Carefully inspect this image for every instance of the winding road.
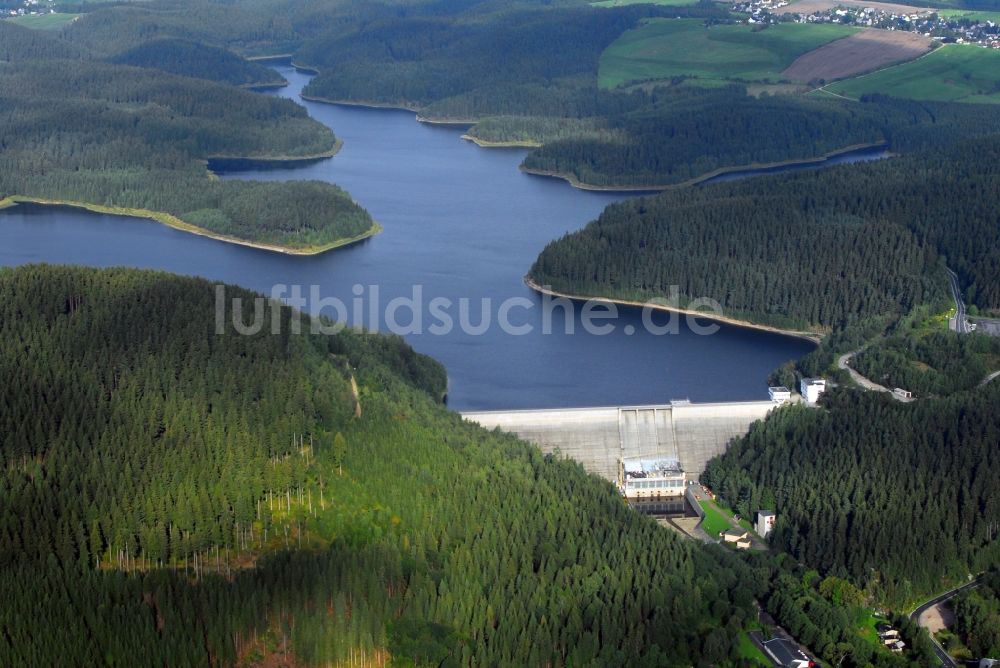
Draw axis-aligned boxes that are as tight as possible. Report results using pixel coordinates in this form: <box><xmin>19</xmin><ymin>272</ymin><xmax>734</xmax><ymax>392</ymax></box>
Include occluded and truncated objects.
<box><xmin>910</xmin><ymin>577</ymin><xmax>984</xmax><ymax>668</ymax></box>
<box><xmin>946</xmin><ymin>267</ymin><xmax>971</xmax><ymax>334</ymax></box>
<box><xmin>837</xmin><ymin>347</ymin><xmax>914</xmax><ymax>401</ymax></box>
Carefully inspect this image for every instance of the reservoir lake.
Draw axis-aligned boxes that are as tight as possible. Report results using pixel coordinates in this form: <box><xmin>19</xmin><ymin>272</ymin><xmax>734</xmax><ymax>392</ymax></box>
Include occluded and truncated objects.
<box><xmin>0</xmin><ymin>64</ymin><xmax>823</xmax><ymax>410</ymax></box>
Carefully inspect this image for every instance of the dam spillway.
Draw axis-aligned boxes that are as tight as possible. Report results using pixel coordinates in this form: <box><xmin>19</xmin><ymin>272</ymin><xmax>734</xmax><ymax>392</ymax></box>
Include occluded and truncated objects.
<box><xmin>461</xmin><ymin>400</ymin><xmax>778</xmax><ymax>481</ymax></box>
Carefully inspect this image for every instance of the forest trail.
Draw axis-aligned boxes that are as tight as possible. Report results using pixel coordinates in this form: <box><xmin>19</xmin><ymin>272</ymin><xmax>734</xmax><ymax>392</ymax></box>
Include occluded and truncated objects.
<box><xmin>837</xmin><ymin>347</ymin><xmax>915</xmax><ymax>402</ymax></box>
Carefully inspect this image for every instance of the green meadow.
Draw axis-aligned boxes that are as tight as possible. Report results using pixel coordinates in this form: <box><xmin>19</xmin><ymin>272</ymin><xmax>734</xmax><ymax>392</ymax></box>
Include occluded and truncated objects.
<box><xmin>827</xmin><ymin>45</ymin><xmax>1000</xmax><ymax>104</ymax></box>
<box><xmin>599</xmin><ymin>18</ymin><xmax>857</xmax><ymax>88</ymax></box>
<box><xmin>698</xmin><ymin>500</ymin><xmax>734</xmax><ymax>537</ymax></box>
<box><xmin>5</xmin><ymin>13</ymin><xmax>78</xmax><ymax>30</ymax></box>
<box><xmin>937</xmin><ymin>9</ymin><xmax>1000</xmax><ymax>22</ymax></box>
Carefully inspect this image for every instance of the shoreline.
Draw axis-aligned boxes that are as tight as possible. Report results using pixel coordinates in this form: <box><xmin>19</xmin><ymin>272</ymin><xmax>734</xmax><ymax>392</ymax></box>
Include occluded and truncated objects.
<box><xmin>415</xmin><ymin>115</ymin><xmax>477</xmax><ymax>127</ymax></box>
<box><xmin>298</xmin><ymin>90</ymin><xmax>477</xmax><ymax>126</ymax></box>
<box><xmin>242</xmin><ymin>81</ymin><xmax>289</xmax><ymax>91</ymax></box>
<box><xmin>524</xmin><ymin>277</ymin><xmax>824</xmax><ymax>344</ymax></box>
<box><xmin>299</xmin><ymin>92</ymin><xmax>422</xmax><ymax>113</ymax></box>
<box><xmin>206</xmin><ymin>138</ymin><xmax>343</xmax><ymax>165</ymax></box>
<box><xmin>0</xmin><ymin>196</ymin><xmax>382</xmax><ymax>256</ymax></box>
<box><xmin>208</xmin><ymin>140</ymin><xmax>343</xmax><ymax>163</ymax></box>
<box><xmin>246</xmin><ymin>53</ymin><xmax>295</xmax><ymax>62</ymax></box>
<box><xmin>461</xmin><ymin>134</ymin><xmax>542</xmax><ymax>149</ymax></box>
<box><xmin>520</xmin><ymin>141</ymin><xmax>890</xmax><ymax>192</ymax></box>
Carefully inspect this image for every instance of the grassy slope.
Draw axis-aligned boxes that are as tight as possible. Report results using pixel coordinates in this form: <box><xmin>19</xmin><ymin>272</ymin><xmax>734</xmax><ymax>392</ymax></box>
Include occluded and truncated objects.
<box><xmin>938</xmin><ymin>8</ymin><xmax>1000</xmax><ymax>21</ymax></box>
<box><xmin>699</xmin><ymin>500</ymin><xmax>734</xmax><ymax>536</ymax></box>
<box><xmin>827</xmin><ymin>44</ymin><xmax>1000</xmax><ymax>103</ymax></box>
<box><xmin>599</xmin><ymin>19</ymin><xmax>857</xmax><ymax>88</ymax></box>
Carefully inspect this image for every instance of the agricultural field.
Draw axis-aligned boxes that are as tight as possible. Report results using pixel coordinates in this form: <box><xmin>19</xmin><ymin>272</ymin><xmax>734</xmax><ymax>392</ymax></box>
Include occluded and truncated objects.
<box><xmin>937</xmin><ymin>8</ymin><xmax>1000</xmax><ymax>22</ymax></box>
<box><xmin>4</xmin><ymin>13</ymin><xmax>78</xmax><ymax>30</ymax></box>
<box><xmin>826</xmin><ymin>44</ymin><xmax>1000</xmax><ymax>103</ymax></box>
<box><xmin>782</xmin><ymin>0</ymin><xmax>934</xmax><ymax>14</ymax></box>
<box><xmin>781</xmin><ymin>29</ymin><xmax>932</xmax><ymax>83</ymax></box>
<box><xmin>592</xmin><ymin>0</ymin><xmax>704</xmax><ymax>6</ymax></box>
<box><xmin>599</xmin><ymin>18</ymin><xmax>858</xmax><ymax>88</ymax></box>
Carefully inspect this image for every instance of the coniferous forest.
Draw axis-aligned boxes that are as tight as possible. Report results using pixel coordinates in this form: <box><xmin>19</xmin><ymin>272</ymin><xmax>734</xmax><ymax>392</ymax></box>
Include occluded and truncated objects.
<box><xmin>530</xmin><ymin>133</ymin><xmax>1000</xmax><ymax>329</ymax></box>
<box><xmin>702</xmin><ymin>388</ymin><xmax>1000</xmax><ymax>606</ymax></box>
<box><xmin>0</xmin><ymin>265</ymin><xmax>760</xmax><ymax>666</ymax></box>
<box><xmin>1</xmin><ymin>0</ymin><xmax>999</xmax><ymax>664</ymax></box>
<box><xmin>0</xmin><ymin>22</ymin><xmax>373</xmax><ymax>251</ymax></box>
<box><xmin>951</xmin><ymin>572</ymin><xmax>1000</xmax><ymax>659</ymax></box>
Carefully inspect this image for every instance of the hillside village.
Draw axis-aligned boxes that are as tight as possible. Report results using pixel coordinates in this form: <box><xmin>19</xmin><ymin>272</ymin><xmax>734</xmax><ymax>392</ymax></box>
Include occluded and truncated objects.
<box><xmin>733</xmin><ymin>0</ymin><xmax>1000</xmax><ymax>48</ymax></box>
<box><xmin>3</xmin><ymin>0</ymin><xmax>52</xmax><ymax>18</ymax></box>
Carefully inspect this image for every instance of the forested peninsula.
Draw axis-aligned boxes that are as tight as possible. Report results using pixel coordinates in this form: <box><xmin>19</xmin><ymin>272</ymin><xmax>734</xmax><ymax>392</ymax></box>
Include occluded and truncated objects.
<box><xmin>0</xmin><ymin>22</ymin><xmax>376</xmax><ymax>253</ymax></box>
<box><xmin>529</xmin><ymin>133</ymin><xmax>1000</xmax><ymax>333</ymax></box>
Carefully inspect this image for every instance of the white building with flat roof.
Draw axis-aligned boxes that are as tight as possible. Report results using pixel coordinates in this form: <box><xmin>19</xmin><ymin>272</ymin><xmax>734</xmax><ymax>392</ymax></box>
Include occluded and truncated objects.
<box><xmin>757</xmin><ymin>510</ymin><xmax>776</xmax><ymax>538</ymax></box>
<box><xmin>619</xmin><ymin>458</ymin><xmax>686</xmax><ymax>499</ymax></box>
<box><xmin>800</xmin><ymin>378</ymin><xmax>826</xmax><ymax>404</ymax></box>
<box><xmin>768</xmin><ymin>386</ymin><xmax>791</xmax><ymax>404</ymax></box>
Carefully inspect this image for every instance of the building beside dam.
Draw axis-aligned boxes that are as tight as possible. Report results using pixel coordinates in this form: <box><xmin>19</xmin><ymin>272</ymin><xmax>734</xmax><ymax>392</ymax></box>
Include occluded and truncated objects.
<box><xmin>461</xmin><ymin>399</ymin><xmax>779</xmax><ymax>482</ymax></box>
<box><xmin>620</xmin><ymin>457</ymin><xmax>687</xmax><ymax>499</ymax></box>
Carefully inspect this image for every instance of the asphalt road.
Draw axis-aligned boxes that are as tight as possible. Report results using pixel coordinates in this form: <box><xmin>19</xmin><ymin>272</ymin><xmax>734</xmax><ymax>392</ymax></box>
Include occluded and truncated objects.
<box><xmin>910</xmin><ymin>577</ymin><xmax>984</xmax><ymax>668</ymax></box>
<box><xmin>946</xmin><ymin>268</ymin><xmax>971</xmax><ymax>334</ymax></box>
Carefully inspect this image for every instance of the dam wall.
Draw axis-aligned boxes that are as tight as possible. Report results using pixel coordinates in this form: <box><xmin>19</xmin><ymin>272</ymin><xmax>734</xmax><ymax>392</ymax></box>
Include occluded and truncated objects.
<box><xmin>462</xmin><ymin>401</ymin><xmax>777</xmax><ymax>482</ymax></box>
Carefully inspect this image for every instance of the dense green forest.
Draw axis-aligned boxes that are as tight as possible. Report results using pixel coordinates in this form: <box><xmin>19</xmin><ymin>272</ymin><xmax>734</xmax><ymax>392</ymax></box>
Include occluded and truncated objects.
<box><xmin>759</xmin><ymin>568</ymin><xmax>936</xmax><ymax>666</ymax></box>
<box><xmin>60</xmin><ymin>0</ymin><xmax>1000</xmax><ymax>194</ymax></box>
<box><xmin>0</xmin><ymin>22</ymin><xmax>375</xmax><ymax>250</ymax></box>
<box><xmin>702</xmin><ymin>387</ymin><xmax>1000</xmax><ymax>606</ymax></box>
<box><xmin>530</xmin><ymin>133</ymin><xmax>1000</xmax><ymax>330</ymax></box>
<box><xmin>852</xmin><ymin>331</ymin><xmax>1000</xmax><ymax>397</ymax></box>
<box><xmin>109</xmin><ymin>38</ymin><xmax>286</xmax><ymax>88</ymax></box>
<box><xmin>3</xmin><ymin>1</ymin><xmax>998</xmax><ymax>662</ymax></box>
<box><xmin>0</xmin><ymin>265</ymin><xmax>764</xmax><ymax>666</ymax></box>
<box><xmin>296</xmin><ymin>5</ymin><xmax>722</xmax><ymax>114</ymax></box>
<box><xmin>520</xmin><ymin>92</ymin><xmax>1000</xmax><ymax>187</ymax></box>
<box><xmin>951</xmin><ymin>572</ymin><xmax>1000</xmax><ymax>659</ymax></box>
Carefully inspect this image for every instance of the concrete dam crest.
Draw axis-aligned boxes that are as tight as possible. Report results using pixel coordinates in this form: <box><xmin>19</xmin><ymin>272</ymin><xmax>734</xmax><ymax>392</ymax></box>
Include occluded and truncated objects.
<box><xmin>461</xmin><ymin>400</ymin><xmax>778</xmax><ymax>482</ymax></box>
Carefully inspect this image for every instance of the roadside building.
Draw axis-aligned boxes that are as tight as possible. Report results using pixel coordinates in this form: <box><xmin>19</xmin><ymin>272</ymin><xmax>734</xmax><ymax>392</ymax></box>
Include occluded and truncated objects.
<box><xmin>876</xmin><ymin>624</ymin><xmax>905</xmax><ymax>652</ymax></box>
<box><xmin>723</xmin><ymin>527</ymin><xmax>748</xmax><ymax>542</ymax></box>
<box><xmin>762</xmin><ymin>637</ymin><xmax>812</xmax><ymax>667</ymax></box>
<box><xmin>757</xmin><ymin>510</ymin><xmax>776</xmax><ymax>538</ymax></box>
<box><xmin>800</xmin><ymin>377</ymin><xmax>826</xmax><ymax>404</ymax></box>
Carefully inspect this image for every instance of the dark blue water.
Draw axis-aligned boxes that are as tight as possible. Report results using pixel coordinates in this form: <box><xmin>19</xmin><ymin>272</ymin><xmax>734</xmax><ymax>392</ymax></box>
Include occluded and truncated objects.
<box><xmin>700</xmin><ymin>144</ymin><xmax>890</xmax><ymax>185</ymax></box>
<box><xmin>0</xmin><ymin>65</ymin><xmax>815</xmax><ymax>410</ymax></box>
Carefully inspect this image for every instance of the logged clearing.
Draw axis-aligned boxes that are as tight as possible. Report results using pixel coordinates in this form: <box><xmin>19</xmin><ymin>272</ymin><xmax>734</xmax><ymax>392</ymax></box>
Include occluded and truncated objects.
<box><xmin>782</xmin><ymin>29</ymin><xmax>933</xmax><ymax>82</ymax></box>
<box><xmin>917</xmin><ymin>602</ymin><xmax>954</xmax><ymax>635</ymax></box>
<box><xmin>782</xmin><ymin>0</ymin><xmax>935</xmax><ymax>14</ymax></box>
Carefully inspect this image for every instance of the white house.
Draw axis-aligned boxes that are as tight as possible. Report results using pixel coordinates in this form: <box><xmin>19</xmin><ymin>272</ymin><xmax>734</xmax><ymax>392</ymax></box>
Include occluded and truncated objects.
<box><xmin>757</xmin><ymin>510</ymin><xmax>776</xmax><ymax>538</ymax></box>
<box><xmin>800</xmin><ymin>378</ymin><xmax>826</xmax><ymax>404</ymax></box>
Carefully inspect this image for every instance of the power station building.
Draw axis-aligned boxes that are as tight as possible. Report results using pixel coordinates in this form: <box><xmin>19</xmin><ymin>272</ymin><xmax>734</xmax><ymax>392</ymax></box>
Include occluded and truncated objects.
<box><xmin>618</xmin><ymin>457</ymin><xmax>686</xmax><ymax>499</ymax></box>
